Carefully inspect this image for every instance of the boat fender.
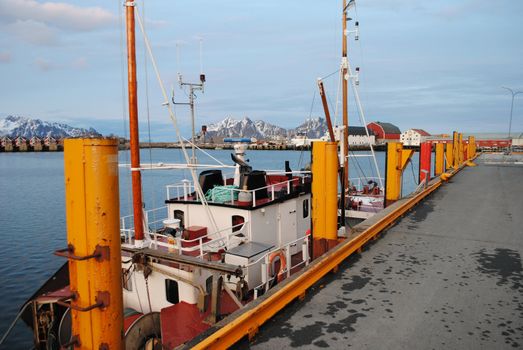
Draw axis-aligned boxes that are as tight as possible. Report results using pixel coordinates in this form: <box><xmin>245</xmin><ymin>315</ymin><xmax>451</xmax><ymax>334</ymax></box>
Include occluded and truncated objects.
<box><xmin>269</xmin><ymin>250</ymin><xmax>287</xmax><ymax>283</ymax></box>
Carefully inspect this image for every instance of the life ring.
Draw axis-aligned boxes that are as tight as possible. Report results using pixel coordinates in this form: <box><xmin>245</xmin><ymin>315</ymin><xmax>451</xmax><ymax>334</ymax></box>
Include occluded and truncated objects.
<box><xmin>269</xmin><ymin>250</ymin><xmax>287</xmax><ymax>283</ymax></box>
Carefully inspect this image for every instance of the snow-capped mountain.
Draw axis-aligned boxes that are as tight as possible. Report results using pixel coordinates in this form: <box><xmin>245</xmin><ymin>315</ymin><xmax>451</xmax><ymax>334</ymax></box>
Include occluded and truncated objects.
<box><xmin>289</xmin><ymin>118</ymin><xmax>328</xmax><ymax>139</ymax></box>
<box><xmin>0</xmin><ymin>116</ymin><xmax>101</xmax><ymax>138</ymax></box>
<box><xmin>200</xmin><ymin>116</ymin><xmax>326</xmax><ymax>141</ymax></box>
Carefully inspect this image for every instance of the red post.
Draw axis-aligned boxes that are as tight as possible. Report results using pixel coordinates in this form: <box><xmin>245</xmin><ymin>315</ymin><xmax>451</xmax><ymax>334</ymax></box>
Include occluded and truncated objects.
<box><xmin>419</xmin><ymin>142</ymin><xmax>432</xmax><ymax>185</ymax></box>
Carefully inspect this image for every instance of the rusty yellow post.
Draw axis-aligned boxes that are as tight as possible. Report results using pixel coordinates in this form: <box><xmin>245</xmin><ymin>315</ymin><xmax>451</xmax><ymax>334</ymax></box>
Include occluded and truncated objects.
<box><xmin>324</xmin><ymin>142</ymin><xmax>338</xmax><ymax>242</ymax></box>
<box><xmin>452</xmin><ymin>131</ymin><xmax>459</xmax><ymax>169</ymax></box>
<box><xmin>64</xmin><ymin>138</ymin><xmax>123</xmax><ymax>350</ymax></box>
<box><xmin>468</xmin><ymin>136</ymin><xmax>476</xmax><ymax>159</ymax></box>
<box><xmin>445</xmin><ymin>142</ymin><xmax>453</xmax><ymax>171</ymax></box>
<box><xmin>458</xmin><ymin>133</ymin><xmax>464</xmax><ymax>165</ymax></box>
<box><xmin>385</xmin><ymin>142</ymin><xmax>414</xmax><ymax>206</ymax></box>
<box><xmin>311</xmin><ymin>141</ymin><xmax>327</xmax><ymax>240</ymax></box>
<box><xmin>434</xmin><ymin>143</ymin><xmax>444</xmax><ymax>176</ymax></box>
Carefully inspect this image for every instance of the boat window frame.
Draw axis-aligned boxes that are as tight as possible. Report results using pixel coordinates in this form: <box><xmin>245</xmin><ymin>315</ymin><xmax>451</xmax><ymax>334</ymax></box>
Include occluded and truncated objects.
<box><xmin>302</xmin><ymin>199</ymin><xmax>309</xmax><ymax>218</ymax></box>
<box><xmin>165</xmin><ymin>279</ymin><xmax>180</xmax><ymax>304</ymax></box>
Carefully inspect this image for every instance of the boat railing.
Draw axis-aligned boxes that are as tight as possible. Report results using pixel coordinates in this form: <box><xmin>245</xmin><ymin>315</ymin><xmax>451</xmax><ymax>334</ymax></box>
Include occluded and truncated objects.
<box><xmin>348</xmin><ymin>177</ymin><xmax>384</xmax><ymax>192</ymax></box>
<box><xmin>166</xmin><ymin>180</ymin><xmax>199</xmax><ymax>201</ymax></box>
<box><xmin>143</xmin><ymin>206</ymin><xmax>168</xmax><ymax>232</ymax></box>
<box><xmin>245</xmin><ymin>233</ymin><xmax>311</xmax><ymax>299</ymax></box>
<box><xmin>166</xmin><ymin>175</ymin><xmax>309</xmax><ymax>208</ymax></box>
<box><xmin>120</xmin><ymin>206</ymin><xmax>169</xmax><ymax>244</ymax></box>
<box><xmin>151</xmin><ymin>221</ymin><xmax>250</xmax><ymax>258</ymax></box>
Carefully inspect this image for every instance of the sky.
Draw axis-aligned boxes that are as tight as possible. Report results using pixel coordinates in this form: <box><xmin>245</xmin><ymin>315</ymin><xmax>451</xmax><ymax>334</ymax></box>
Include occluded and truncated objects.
<box><xmin>0</xmin><ymin>0</ymin><xmax>522</xmax><ymax>141</ymax></box>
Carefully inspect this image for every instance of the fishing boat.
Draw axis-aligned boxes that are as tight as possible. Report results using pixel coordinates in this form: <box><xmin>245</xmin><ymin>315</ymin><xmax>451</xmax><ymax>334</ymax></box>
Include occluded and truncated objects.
<box><xmin>0</xmin><ymin>1</ymin><xmax>380</xmax><ymax>349</ymax></box>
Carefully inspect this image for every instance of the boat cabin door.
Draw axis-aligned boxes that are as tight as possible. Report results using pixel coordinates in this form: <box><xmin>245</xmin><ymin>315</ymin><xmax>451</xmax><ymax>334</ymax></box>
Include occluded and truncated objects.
<box><xmin>279</xmin><ymin>200</ymin><xmax>298</xmax><ymax>254</ymax></box>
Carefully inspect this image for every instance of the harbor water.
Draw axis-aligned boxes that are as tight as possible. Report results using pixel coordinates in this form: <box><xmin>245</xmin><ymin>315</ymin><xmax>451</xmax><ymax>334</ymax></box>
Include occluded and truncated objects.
<box><xmin>0</xmin><ymin>148</ymin><xmax>423</xmax><ymax>348</ymax></box>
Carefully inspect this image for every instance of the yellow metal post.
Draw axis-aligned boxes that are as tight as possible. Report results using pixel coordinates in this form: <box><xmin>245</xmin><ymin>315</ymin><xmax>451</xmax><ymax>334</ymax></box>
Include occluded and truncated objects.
<box><xmin>458</xmin><ymin>133</ymin><xmax>464</xmax><ymax>165</ymax></box>
<box><xmin>434</xmin><ymin>143</ymin><xmax>445</xmax><ymax>176</ymax></box>
<box><xmin>452</xmin><ymin>131</ymin><xmax>459</xmax><ymax>169</ymax></box>
<box><xmin>324</xmin><ymin>142</ymin><xmax>338</xmax><ymax>241</ymax></box>
<box><xmin>468</xmin><ymin>136</ymin><xmax>476</xmax><ymax>158</ymax></box>
<box><xmin>312</xmin><ymin>142</ymin><xmax>327</xmax><ymax>240</ymax></box>
<box><xmin>64</xmin><ymin>138</ymin><xmax>123</xmax><ymax>350</ymax></box>
<box><xmin>445</xmin><ymin>142</ymin><xmax>453</xmax><ymax>171</ymax></box>
<box><xmin>385</xmin><ymin>142</ymin><xmax>414</xmax><ymax>205</ymax></box>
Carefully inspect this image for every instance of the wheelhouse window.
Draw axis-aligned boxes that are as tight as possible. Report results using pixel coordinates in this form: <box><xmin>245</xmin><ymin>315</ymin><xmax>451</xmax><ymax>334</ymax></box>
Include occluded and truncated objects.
<box><xmin>165</xmin><ymin>279</ymin><xmax>179</xmax><ymax>304</ymax></box>
<box><xmin>232</xmin><ymin>215</ymin><xmax>245</xmax><ymax>232</ymax></box>
<box><xmin>303</xmin><ymin>199</ymin><xmax>309</xmax><ymax>218</ymax></box>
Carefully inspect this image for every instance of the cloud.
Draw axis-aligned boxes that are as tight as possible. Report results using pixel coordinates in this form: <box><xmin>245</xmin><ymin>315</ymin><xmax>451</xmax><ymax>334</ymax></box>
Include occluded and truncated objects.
<box><xmin>71</xmin><ymin>57</ymin><xmax>88</xmax><ymax>70</ymax></box>
<box><xmin>34</xmin><ymin>58</ymin><xmax>57</xmax><ymax>71</ymax></box>
<box><xmin>0</xmin><ymin>51</ymin><xmax>11</xmax><ymax>63</ymax></box>
<box><xmin>0</xmin><ymin>0</ymin><xmax>116</xmax><ymax>31</ymax></box>
<box><xmin>6</xmin><ymin>19</ymin><xmax>58</xmax><ymax>45</ymax></box>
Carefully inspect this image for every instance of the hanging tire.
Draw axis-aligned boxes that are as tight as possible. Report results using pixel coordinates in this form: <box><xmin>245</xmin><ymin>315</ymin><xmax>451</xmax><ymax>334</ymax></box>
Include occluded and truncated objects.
<box><xmin>124</xmin><ymin>312</ymin><xmax>162</xmax><ymax>350</ymax></box>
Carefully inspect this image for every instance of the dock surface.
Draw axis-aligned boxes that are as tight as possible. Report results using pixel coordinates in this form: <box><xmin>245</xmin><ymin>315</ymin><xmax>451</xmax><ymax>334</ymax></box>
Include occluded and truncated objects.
<box><xmin>248</xmin><ymin>154</ymin><xmax>523</xmax><ymax>349</ymax></box>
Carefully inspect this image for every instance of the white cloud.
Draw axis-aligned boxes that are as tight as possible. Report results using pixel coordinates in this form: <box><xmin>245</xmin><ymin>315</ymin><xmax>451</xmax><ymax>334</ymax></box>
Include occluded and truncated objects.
<box><xmin>0</xmin><ymin>51</ymin><xmax>11</xmax><ymax>63</ymax></box>
<box><xmin>0</xmin><ymin>0</ymin><xmax>116</xmax><ymax>31</ymax></box>
<box><xmin>71</xmin><ymin>57</ymin><xmax>87</xmax><ymax>70</ymax></box>
<box><xmin>34</xmin><ymin>57</ymin><xmax>58</xmax><ymax>71</ymax></box>
<box><xmin>6</xmin><ymin>19</ymin><xmax>58</xmax><ymax>45</ymax></box>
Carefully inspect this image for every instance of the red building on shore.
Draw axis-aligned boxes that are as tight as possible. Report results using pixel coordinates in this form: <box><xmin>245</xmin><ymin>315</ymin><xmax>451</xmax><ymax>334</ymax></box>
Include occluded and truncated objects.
<box><xmin>367</xmin><ymin>122</ymin><xmax>401</xmax><ymax>142</ymax></box>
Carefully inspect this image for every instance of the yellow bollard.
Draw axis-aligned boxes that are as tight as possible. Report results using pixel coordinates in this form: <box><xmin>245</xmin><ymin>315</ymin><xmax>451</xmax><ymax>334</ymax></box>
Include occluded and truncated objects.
<box><xmin>63</xmin><ymin>138</ymin><xmax>123</xmax><ymax>350</ymax></box>
<box><xmin>434</xmin><ymin>143</ymin><xmax>445</xmax><ymax>176</ymax></box>
<box><xmin>385</xmin><ymin>142</ymin><xmax>414</xmax><ymax>206</ymax></box>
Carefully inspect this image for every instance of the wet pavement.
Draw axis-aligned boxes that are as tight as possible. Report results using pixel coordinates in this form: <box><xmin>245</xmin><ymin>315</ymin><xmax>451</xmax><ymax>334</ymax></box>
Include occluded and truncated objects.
<box><xmin>245</xmin><ymin>155</ymin><xmax>523</xmax><ymax>349</ymax></box>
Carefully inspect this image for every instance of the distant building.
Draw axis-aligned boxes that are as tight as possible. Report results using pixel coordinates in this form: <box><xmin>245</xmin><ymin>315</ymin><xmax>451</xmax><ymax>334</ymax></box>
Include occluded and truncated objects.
<box><xmin>321</xmin><ymin>126</ymin><xmax>376</xmax><ymax>147</ymax></box>
<box><xmin>44</xmin><ymin>136</ymin><xmax>58</xmax><ymax>151</ymax></box>
<box><xmin>1</xmin><ymin>136</ymin><xmax>13</xmax><ymax>152</ymax></box>
<box><xmin>400</xmin><ymin>129</ymin><xmax>431</xmax><ymax>146</ymax></box>
<box><xmin>367</xmin><ymin>122</ymin><xmax>401</xmax><ymax>143</ymax></box>
<box><xmin>30</xmin><ymin>136</ymin><xmax>43</xmax><ymax>151</ymax></box>
<box><xmin>348</xmin><ymin>126</ymin><xmax>376</xmax><ymax>146</ymax></box>
<box><xmin>15</xmin><ymin>136</ymin><xmax>28</xmax><ymax>151</ymax></box>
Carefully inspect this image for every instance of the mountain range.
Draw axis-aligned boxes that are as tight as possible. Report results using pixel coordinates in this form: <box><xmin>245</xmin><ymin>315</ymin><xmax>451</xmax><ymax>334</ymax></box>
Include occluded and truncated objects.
<box><xmin>0</xmin><ymin>116</ymin><xmax>100</xmax><ymax>139</ymax></box>
<box><xmin>200</xmin><ymin>116</ymin><xmax>328</xmax><ymax>140</ymax></box>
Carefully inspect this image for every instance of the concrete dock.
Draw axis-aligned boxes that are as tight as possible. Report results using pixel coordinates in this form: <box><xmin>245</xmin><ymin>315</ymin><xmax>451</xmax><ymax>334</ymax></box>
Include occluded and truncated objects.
<box><xmin>246</xmin><ymin>154</ymin><xmax>523</xmax><ymax>349</ymax></box>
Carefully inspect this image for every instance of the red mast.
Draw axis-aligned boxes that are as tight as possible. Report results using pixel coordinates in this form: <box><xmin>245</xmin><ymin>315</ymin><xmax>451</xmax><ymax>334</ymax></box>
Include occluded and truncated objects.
<box><xmin>125</xmin><ymin>1</ymin><xmax>144</xmax><ymax>243</ymax></box>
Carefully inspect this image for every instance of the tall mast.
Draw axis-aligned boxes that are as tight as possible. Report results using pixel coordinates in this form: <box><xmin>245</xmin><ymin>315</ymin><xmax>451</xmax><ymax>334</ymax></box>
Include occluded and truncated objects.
<box><xmin>125</xmin><ymin>1</ymin><xmax>144</xmax><ymax>244</ymax></box>
<box><xmin>341</xmin><ymin>0</ymin><xmax>349</xmax><ymax>225</ymax></box>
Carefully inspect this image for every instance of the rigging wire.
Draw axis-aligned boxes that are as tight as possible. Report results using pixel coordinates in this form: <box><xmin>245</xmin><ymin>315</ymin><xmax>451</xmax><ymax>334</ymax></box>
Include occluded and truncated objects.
<box><xmin>298</xmin><ymin>89</ymin><xmax>317</xmax><ymax>169</ymax></box>
<box><xmin>141</xmin><ymin>0</ymin><xmax>159</xmax><ymax>231</ymax></box>
<box><xmin>351</xmin><ymin>1</ymin><xmax>377</xmax><ymax>180</ymax></box>
<box><xmin>134</xmin><ymin>7</ymin><xmax>219</xmax><ymax>234</ymax></box>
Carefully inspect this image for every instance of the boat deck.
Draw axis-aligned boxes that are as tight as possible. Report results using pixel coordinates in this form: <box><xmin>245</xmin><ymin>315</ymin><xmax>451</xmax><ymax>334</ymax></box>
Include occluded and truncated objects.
<box><xmin>246</xmin><ymin>154</ymin><xmax>523</xmax><ymax>349</ymax></box>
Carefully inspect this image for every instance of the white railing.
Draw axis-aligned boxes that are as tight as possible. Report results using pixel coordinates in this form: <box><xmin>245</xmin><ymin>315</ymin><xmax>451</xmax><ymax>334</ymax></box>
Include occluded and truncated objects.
<box><xmin>120</xmin><ymin>206</ymin><xmax>169</xmax><ymax>244</ymax></box>
<box><xmin>166</xmin><ymin>180</ymin><xmax>199</xmax><ymax>201</ymax></box>
<box><xmin>349</xmin><ymin>177</ymin><xmax>384</xmax><ymax>191</ymax></box>
<box><xmin>151</xmin><ymin>221</ymin><xmax>250</xmax><ymax>258</ymax></box>
<box><xmin>144</xmin><ymin>206</ymin><xmax>168</xmax><ymax>232</ymax></box>
<box><xmin>165</xmin><ymin>176</ymin><xmax>309</xmax><ymax>208</ymax></box>
<box><xmin>248</xmin><ymin>234</ymin><xmax>311</xmax><ymax>299</ymax></box>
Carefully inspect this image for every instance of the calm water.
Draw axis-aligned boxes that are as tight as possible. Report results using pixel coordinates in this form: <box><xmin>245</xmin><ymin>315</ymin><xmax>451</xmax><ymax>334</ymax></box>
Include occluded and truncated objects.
<box><xmin>0</xmin><ymin>148</ymin><xmax>423</xmax><ymax>348</ymax></box>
